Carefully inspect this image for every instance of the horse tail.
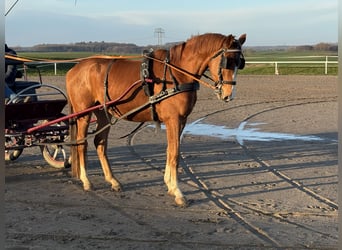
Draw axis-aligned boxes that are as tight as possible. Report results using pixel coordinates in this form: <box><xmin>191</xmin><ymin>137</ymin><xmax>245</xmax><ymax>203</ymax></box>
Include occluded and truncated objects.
<box><xmin>68</xmin><ymin>99</ymin><xmax>80</xmax><ymax>178</ymax></box>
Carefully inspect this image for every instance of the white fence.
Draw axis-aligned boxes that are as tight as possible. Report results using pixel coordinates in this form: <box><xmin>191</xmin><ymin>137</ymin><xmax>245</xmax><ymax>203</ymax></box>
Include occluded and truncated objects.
<box><xmin>245</xmin><ymin>56</ymin><xmax>338</xmax><ymax>75</ymax></box>
<box><xmin>51</xmin><ymin>56</ymin><xmax>338</xmax><ymax>75</ymax></box>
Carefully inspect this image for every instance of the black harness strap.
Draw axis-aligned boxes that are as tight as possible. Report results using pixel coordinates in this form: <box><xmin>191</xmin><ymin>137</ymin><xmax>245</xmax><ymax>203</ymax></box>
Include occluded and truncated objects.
<box><xmin>162</xmin><ymin>51</ymin><xmax>170</xmax><ymax>91</ymax></box>
<box><xmin>103</xmin><ymin>59</ymin><xmax>118</xmax><ymax>125</ymax></box>
<box><xmin>104</xmin><ymin>59</ymin><xmax>116</xmax><ymax>101</ymax></box>
<box><xmin>141</xmin><ymin>50</ymin><xmax>154</xmax><ymax>97</ymax></box>
<box><xmin>140</xmin><ymin>50</ymin><xmax>200</xmax><ymax>122</ymax></box>
<box><xmin>141</xmin><ymin>50</ymin><xmax>159</xmax><ymax>121</ymax></box>
<box><xmin>148</xmin><ymin>82</ymin><xmax>199</xmax><ymax>104</ymax></box>
<box><xmin>141</xmin><ymin>50</ymin><xmax>171</xmax><ymax>122</ymax></box>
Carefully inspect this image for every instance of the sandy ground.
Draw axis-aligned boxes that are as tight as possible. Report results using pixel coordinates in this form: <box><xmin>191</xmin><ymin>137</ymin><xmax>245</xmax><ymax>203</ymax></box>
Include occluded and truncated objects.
<box><xmin>5</xmin><ymin>75</ymin><xmax>338</xmax><ymax>249</ymax></box>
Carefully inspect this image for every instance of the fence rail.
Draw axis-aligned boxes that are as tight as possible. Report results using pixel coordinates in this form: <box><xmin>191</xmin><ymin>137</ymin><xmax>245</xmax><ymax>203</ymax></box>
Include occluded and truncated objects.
<box><xmin>49</xmin><ymin>56</ymin><xmax>338</xmax><ymax>75</ymax></box>
<box><xmin>245</xmin><ymin>56</ymin><xmax>338</xmax><ymax>75</ymax></box>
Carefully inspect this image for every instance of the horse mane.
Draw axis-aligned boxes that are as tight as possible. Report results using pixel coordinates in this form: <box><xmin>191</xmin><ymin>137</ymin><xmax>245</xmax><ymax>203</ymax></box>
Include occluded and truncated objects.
<box><xmin>170</xmin><ymin>33</ymin><xmax>235</xmax><ymax>64</ymax></box>
<box><xmin>187</xmin><ymin>33</ymin><xmax>235</xmax><ymax>52</ymax></box>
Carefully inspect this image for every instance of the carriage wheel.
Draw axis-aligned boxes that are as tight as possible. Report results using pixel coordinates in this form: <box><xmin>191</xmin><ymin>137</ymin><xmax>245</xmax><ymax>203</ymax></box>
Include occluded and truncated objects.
<box><xmin>40</xmin><ymin>144</ymin><xmax>70</xmax><ymax>169</ymax></box>
<box><xmin>5</xmin><ymin>149</ymin><xmax>23</xmax><ymax>161</ymax></box>
<box><xmin>5</xmin><ymin>135</ymin><xmax>24</xmax><ymax>161</ymax></box>
<box><xmin>39</xmin><ymin>113</ymin><xmax>71</xmax><ymax>169</ymax></box>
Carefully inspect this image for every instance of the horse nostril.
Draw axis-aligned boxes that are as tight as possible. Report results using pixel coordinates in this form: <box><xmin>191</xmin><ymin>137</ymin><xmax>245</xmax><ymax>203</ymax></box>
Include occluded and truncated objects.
<box><xmin>223</xmin><ymin>95</ymin><xmax>234</xmax><ymax>102</ymax></box>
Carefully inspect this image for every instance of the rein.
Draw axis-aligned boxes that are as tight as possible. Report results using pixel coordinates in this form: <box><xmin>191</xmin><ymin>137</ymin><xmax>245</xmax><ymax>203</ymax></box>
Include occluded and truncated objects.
<box><xmin>143</xmin><ymin>54</ymin><xmax>216</xmax><ymax>91</ymax></box>
<box><xmin>93</xmin><ymin>46</ymin><xmax>244</xmax><ymax>143</ymax></box>
<box><xmin>144</xmin><ymin>47</ymin><xmax>244</xmax><ymax>91</ymax></box>
<box><xmin>27</xmin><ymin>46</ymin><xmax>243</xmax><ymax>145</ymax></box>
<box><xmin>64</xmin><ymin>81</ymin><xmax>199</xmax><ymax>146</ymax></box>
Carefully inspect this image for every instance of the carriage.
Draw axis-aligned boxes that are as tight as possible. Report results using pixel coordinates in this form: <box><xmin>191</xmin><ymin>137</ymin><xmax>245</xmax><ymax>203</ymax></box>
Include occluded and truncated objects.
<box><xmin>5</xmin><ymin>58</ymin><xmax>70</xmax><ymax>168</ymax></box>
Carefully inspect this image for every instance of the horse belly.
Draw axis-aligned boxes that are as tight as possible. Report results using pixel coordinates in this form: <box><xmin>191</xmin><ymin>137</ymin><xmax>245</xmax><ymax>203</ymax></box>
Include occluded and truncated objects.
<box><xmin>112</xmin><ymin>91</ymin><xmax>153</xmax><ymax>122</ymax></box>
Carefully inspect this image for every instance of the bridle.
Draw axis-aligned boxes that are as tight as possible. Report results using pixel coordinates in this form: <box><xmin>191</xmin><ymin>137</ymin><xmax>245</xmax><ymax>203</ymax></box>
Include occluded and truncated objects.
<box><xmin>210</xmin><ymin>42</ymin><xmax>245</xmax><ymax>97</ymax></box>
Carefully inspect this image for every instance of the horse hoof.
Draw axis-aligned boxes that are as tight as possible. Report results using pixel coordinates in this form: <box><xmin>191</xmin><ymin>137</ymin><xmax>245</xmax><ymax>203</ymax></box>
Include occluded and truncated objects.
<box><xmin>111</xmin><ymin>184</ymin><xmax>122</xmax><ymax>192</ymax></box>
<box><xmin>175</xmin><ymin>197</ymin><xmax>188</xmax><ymax>207</ymax></box>
<box><xmin>83</xmin><ymin>184</ymin><xmax>93</xmax><ymax>191</ymax></box>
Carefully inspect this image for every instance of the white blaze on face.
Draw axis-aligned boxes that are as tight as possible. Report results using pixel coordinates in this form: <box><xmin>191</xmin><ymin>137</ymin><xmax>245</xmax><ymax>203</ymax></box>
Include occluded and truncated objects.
<box><xmin>230</xmin><ymin>66</ymin><xmax>238</xmax><ymax>100</ymax></box>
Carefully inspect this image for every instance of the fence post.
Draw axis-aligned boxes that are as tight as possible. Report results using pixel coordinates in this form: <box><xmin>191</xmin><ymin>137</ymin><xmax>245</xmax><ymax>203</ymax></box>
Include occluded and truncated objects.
<box><xmin>54</xmin><ymin>63</ymin><xmax>57</xmax><ymax>75</ymax></box>
<box><xmin>325</xmin><ymin>56</ymin><xmax>328</xmax><ymax>75</ymax></box>
<box><xmin>275</xmin><ymin>62</ymin><xmax>279</xmax><ymax>75</ymax></box>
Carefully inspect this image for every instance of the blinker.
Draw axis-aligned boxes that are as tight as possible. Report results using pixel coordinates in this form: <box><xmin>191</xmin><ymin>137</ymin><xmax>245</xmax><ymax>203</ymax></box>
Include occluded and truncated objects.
<box><xmin>220</xmin><ymin>53</ymin><xmax>245</xmax><ymax>70</ymax></box>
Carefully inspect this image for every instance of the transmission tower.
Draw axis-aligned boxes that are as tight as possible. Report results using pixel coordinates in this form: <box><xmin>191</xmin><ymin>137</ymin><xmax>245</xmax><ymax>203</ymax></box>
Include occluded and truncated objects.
<box><xmin>154</xmin><ymin>28</ymin><xmax>165</xmax><ymax>46</ymax></box>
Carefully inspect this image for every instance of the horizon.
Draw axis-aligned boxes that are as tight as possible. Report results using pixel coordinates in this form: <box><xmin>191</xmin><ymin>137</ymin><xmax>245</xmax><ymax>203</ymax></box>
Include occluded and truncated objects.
<box><xmin>11</xmin><ymin>40</ymin><xmax>338</xmax><ymax>50</ymax></box>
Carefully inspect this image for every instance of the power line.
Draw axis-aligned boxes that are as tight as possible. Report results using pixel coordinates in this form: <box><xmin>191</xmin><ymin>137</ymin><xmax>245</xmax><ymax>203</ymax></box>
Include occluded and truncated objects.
<box><xmin>5</xmin><ymin>0</ymin><xmax>20</xmax><ymax>16</ymax></box>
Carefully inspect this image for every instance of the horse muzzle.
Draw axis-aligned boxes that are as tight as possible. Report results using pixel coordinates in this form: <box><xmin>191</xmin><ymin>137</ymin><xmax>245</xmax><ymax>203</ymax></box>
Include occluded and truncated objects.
<box><xmin>215</xmin><ymin>81</ymin><xmax>236</xmax><ymax>102</ymax></box>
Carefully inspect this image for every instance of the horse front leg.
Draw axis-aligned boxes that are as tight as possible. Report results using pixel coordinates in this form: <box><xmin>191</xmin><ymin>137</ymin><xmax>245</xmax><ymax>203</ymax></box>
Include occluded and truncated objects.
<box><xmin>94</xmin><ymin>111</ymin><xmax>122</xmax><ymax>191</ymax></box>
<box><xmin>164</xmin><ymin>118</ymin><xmax>187</xmax><ymax>207</ymax></box>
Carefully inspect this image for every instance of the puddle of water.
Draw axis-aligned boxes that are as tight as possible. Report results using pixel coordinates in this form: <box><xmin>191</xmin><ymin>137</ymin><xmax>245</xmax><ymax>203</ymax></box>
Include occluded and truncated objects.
<box><xmin>181</xmin><ymin>118</ymin><xmax>325</xmax><ymax>145</ymax></box>
<box><xmin>150</xmin><ymin>118</ymin><xmax>329</xmax><ymax>145</ymax></box>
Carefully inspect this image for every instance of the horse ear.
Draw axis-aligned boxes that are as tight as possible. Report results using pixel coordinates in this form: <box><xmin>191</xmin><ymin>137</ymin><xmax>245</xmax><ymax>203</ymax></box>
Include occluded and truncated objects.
<box><xmin>238</xmin><ymin>34</ymin><xmax>247</xmax><ymax>45</ymax></box>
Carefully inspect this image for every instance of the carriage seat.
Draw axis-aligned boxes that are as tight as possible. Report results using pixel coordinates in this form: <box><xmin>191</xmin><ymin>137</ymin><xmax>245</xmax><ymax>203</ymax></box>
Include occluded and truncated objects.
<box><xmin>5</xmin><ymin>99</ymin><xmax>67</xmax><ymax>121</ymax></box>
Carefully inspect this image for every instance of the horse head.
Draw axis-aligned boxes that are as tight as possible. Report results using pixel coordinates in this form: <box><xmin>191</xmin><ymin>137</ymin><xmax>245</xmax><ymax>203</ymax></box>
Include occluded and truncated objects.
<box><xmin>207</xmin><ymin>34</ymin><xmax>246</xmax><ymax>102</ymax></box>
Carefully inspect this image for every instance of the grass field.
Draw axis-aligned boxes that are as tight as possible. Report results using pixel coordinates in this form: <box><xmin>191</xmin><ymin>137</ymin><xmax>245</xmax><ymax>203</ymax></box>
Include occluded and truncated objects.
<box><xmin>17</xmin><ymin>50</ymin><xmax>338</xmax><ymax>76</ymax></box>
<box><xmin>243</xmin><ymin>50</ymin><xmax>337</xmax><ymax>75</ymax></box>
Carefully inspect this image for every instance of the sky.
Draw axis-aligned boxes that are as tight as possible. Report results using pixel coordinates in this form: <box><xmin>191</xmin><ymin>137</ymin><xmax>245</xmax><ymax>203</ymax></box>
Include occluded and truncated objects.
<box><xmin>5</xmin><ymin>0</ymin><xmax>338</xmax><ymax>47</ymax></box>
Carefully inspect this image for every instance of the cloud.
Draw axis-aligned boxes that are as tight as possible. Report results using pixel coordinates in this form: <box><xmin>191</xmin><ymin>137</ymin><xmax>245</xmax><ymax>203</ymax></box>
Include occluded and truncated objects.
<box><xmin>5</xmin><ymin>0</ymin><xmax>338</xmax><ymax>46</ymax></box>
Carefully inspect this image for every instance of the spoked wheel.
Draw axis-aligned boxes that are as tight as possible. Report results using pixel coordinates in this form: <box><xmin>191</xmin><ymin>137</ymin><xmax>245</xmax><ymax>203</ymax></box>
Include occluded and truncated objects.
<box><xmin>40</xmin><ymin>144</ymin><xmax>70</xmax><ymax>169</ymax></box>
<box><xmin>39</xmin><ymin>113</ymin><xmax>71</xmax><ymax>169</ymax></box>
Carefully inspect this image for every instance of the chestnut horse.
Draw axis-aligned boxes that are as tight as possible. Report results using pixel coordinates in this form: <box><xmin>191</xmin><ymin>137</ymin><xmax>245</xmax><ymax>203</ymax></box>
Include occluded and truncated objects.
<box><xmin>66</xmin><ymin>33</ymin><xmax>246</xmax><ymax>206</ymax></box>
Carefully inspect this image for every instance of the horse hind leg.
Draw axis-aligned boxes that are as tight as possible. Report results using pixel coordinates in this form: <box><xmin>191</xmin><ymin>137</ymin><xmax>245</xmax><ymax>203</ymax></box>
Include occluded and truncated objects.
<box><xmin>69</xmin><ymin>114</ymin><xmax>80</xmax><ymax>179</ymax></box>
<box><xmin>93</xmin><ymin>111</ymin><xmax>122</xmax><ymax>191</ymax></box>
<box><xmin>76</xmin><ymin>116</ymin><xmax>93</xmax><ymax>191</ymax></box>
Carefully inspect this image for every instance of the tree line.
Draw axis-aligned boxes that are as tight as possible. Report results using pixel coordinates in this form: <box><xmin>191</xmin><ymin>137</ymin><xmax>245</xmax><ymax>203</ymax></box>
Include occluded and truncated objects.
<box><xmin>291</xmin><ymin>43</ymin><xmax>337</xmax><ymax>52</ymax></box>
<box><xmin>14</xmin><ymin>41</ymin><xmax>174</xmax><ymax>54</ymax></box>
<box><xmin>13</xmin><ymin>41</ymin><xmax>337</xmax><ymax>54</ymax></box>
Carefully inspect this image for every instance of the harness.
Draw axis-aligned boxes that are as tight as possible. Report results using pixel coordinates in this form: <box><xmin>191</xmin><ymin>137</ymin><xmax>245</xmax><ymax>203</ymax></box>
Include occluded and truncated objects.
<box><xmin>102</xmin><ymin>44</ymin><xmax>244</xmax><ymax>124</ymax></box>
<box><xmin>140</xmin><ymin>49</ymin><xmax>199</xmax><ymax>122</ymax></box>
<box><xmin>101</xmin><ymin>50</ymin><xmax>200</xmax><ymax>125</ymax></box>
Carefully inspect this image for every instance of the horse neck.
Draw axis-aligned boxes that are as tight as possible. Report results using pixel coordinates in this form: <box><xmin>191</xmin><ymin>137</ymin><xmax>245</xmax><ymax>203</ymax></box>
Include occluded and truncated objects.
<box><xmin>170</xmin><ymin>38</ymin><xmax>224</xmax><ymax>79</ymax></box>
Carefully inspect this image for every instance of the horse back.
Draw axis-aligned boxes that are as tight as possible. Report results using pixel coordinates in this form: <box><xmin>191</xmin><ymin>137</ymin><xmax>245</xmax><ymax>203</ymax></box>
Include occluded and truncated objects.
<box><xmin>66</xmin><ymin>58</ymin><xmax>141</xmax><ymax>112</ymax></box>
<box><xmin>66</xmin><ymin>58</ymin><xmax>140</xmax><ymax>89</ymax></box>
